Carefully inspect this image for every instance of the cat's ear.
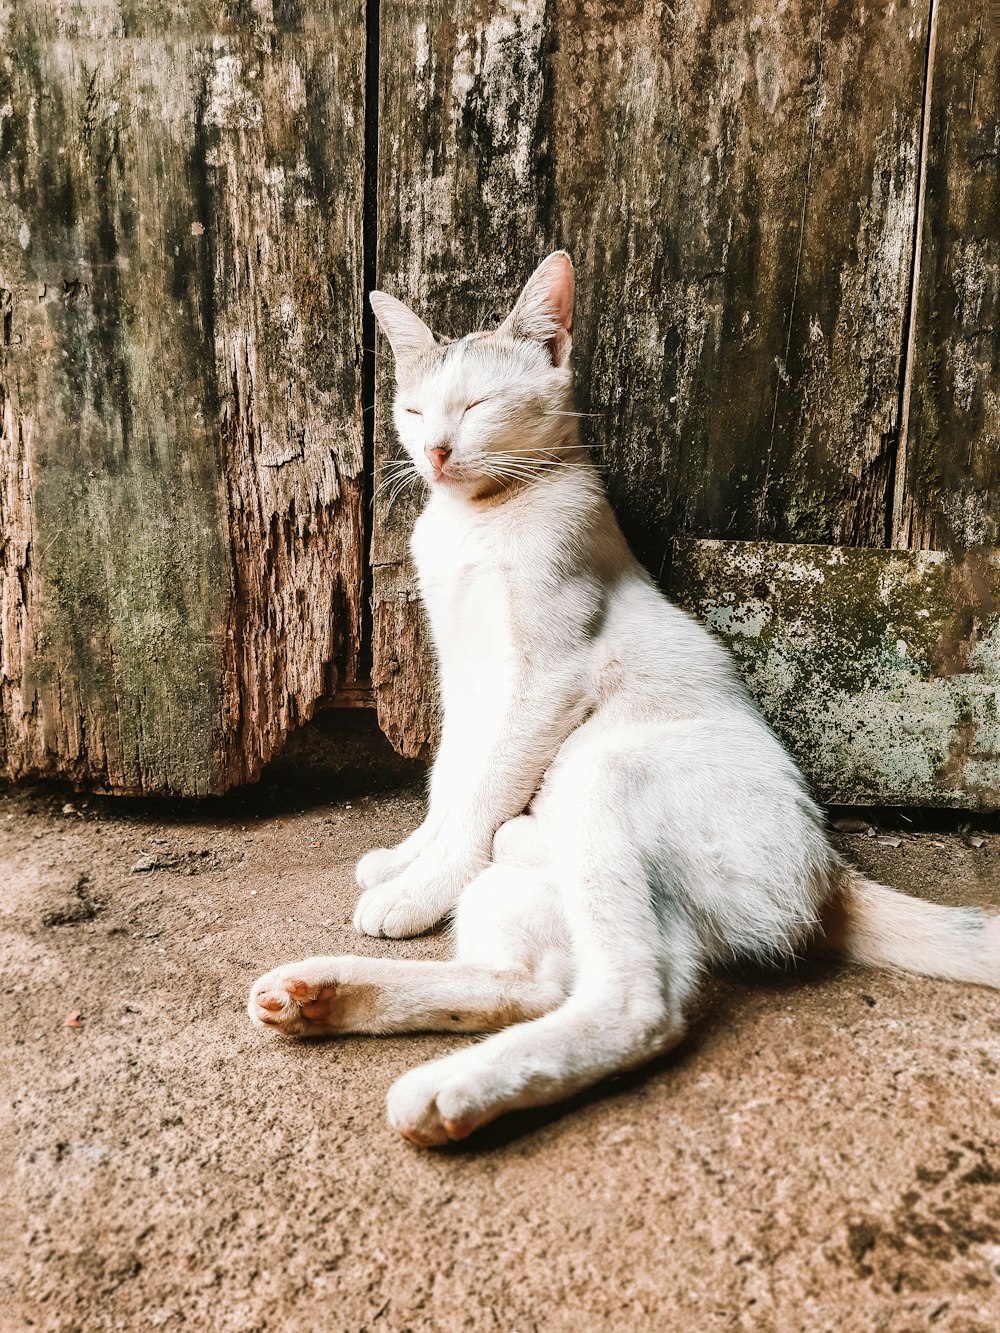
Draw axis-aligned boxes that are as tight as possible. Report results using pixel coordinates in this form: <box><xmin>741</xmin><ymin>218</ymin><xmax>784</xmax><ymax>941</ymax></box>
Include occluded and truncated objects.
<box><xmin>369</xmin><ymin>291</ymin><xmax>437</xmax><ymax>378</ymax></box>
<box><xmin>499</xmin><ymin>250</ymin><xmax>574</xmax><ymax>366</ymax></box>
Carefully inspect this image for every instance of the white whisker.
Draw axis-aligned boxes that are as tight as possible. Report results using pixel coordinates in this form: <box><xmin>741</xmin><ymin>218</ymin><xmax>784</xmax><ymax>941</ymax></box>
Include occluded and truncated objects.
<box><xmin>384</xmin><ymin>476</ymin><xmax>419</xmax><ymax>519</ymax></box>
<box><xmin>374</xmin><ymin>461</ymin><xmax>424</xmax><ymax>516</ymax></box>
<box><xmin>373</xmin><ymin>468</ymin><xmax>417</xmax><ymax>504</ymax></box>
<box><xmin>543</xmin><ymin>409</ymin><xmax>605</xmax><ymax>419</ymax></box>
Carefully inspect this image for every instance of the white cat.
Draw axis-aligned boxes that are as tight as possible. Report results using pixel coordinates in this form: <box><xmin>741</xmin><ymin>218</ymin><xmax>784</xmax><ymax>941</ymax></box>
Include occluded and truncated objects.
<box><xmin>249</xmin><ymin>252</ymin><xmax>1000</xmax><ymax>1146</ymax></box>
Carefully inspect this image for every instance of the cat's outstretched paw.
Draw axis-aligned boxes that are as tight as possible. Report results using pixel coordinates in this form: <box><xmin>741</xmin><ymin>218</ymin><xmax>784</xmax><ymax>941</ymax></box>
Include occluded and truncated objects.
<box><xmin>386</xmin><ymin>1056</ymin><xmax>498</xmax><ymax>1146</ymax></box>
<box><xmin>248</xmin><ymin>959</ymin><xmax>340</xmax><ymax>1037</ymax></box>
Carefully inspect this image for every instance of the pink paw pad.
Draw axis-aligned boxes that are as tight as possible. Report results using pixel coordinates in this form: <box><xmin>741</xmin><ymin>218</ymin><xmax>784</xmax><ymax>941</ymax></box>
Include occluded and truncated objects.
<box><xmin>284</xmin><ymin>979</ymin><xmax>337</xmax><ymax>1023</ymax></box>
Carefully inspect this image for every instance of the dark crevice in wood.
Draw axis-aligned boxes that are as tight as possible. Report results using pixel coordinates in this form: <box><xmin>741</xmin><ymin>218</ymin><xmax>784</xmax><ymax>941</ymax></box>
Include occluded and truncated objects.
<box><xmin>889</xmin><ymin>0</ymin><xmax>938</xmax><ymax>550</ymax></box>
<box><xmin>359</xmin><ymin>0</ymin><xmax>381</xmax><ymax>683</ymax></box>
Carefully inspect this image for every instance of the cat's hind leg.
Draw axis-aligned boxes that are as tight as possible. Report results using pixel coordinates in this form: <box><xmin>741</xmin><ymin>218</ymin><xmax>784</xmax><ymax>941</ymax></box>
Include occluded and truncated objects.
<box><xmin>249</xmin><ymin>864</ymin><xmax>569</xmax><ymax>1038</ymax></box>
<box><xmin>386</xmin><ymin>755</ymin><xmax>702</xmax><ymax>1144</ymax></box>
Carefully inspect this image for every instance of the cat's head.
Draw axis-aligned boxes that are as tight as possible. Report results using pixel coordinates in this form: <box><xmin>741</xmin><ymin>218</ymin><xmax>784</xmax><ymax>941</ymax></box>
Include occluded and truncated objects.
<box><xmin>370</xmin><ymin>251</ymin><xmax>578</xmax><ymax>500</ymax></box>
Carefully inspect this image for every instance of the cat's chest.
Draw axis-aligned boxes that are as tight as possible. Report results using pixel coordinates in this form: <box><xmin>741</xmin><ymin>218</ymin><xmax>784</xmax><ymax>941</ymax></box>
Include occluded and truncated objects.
<box><xmin>411</xmin><ymin>509</ymin><xmax>519</xmax><ymax>665</ymax></box>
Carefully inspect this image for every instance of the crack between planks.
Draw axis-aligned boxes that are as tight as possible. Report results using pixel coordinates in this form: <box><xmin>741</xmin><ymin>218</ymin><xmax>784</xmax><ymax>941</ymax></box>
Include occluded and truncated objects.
<box><xmin>755</xmin><ymin>0</ymin><xmax>825</xmax><ymax>538</ymax></box>
<box><xmin>888</xmin><ymin>0</ymin><xmax>939</xmax><ymax>550</ymax></box>
<box><xmin>358</xmin><ymin>0</ymin><xmax>381</xmax><ymax>683</ymax></box>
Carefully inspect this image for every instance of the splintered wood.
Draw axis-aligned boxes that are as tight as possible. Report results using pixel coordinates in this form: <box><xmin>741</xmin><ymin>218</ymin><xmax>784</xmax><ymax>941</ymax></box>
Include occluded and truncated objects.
<box><xmin>0</xmin><ymin>4</ymin><xmax>365</xmax><ymax>794</ymax></box>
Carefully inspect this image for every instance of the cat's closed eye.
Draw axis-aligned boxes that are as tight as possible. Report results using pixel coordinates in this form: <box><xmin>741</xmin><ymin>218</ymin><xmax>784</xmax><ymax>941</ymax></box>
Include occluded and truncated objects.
<box><xmin>464</xmin><ymin>398</ymin><xmax>493</xmax><ymax>415</ymax></box>
<box><xmin>405</xmin><ymin>407</ymin><xmax>422</xmax><ymax>416</ymax></box>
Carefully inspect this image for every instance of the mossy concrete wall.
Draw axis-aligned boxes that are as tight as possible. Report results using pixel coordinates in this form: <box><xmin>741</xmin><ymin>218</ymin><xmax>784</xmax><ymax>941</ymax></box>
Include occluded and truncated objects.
<box><xmin>672</xmin><ymin>539</ymin><xmax>1000</xmax><ymax>810</ymax></box>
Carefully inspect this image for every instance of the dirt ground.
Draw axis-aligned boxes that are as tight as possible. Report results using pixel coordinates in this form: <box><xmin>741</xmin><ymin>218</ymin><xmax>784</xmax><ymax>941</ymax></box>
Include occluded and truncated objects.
<box><xmin>3</xmin><ymin>712</ymin><xmax>1000</xmax><ymax>1333</ymax></box>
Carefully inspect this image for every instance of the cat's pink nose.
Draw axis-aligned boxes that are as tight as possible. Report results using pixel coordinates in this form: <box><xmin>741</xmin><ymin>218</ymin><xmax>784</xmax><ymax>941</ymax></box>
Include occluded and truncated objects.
<box><xmin>425</xmin><ymin>445</ymin><xmax>452</xmax><ymax>474</ymax></box>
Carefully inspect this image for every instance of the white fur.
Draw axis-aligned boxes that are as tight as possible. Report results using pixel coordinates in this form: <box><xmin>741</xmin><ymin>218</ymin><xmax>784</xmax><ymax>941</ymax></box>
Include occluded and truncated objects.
<box><xmin>250</xmin><ymin>252</ymin><xmax>1000</xmax><ymax>1146</ymax></box>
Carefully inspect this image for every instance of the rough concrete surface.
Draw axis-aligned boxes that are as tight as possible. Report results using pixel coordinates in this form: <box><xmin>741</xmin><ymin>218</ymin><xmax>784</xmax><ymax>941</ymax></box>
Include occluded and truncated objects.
<box><xmin>3</xmin><ymin>714</ymin><xmax>1000</xmax><ymax>1333</ymax></box>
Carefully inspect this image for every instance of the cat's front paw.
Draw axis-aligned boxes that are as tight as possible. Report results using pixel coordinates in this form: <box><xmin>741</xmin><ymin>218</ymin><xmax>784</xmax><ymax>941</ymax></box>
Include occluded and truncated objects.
<box><xmin>356</xmin><ymin>846</ymin><xmax>401</xmax><ymax>892</ymax></box>
<box><xmin>354</xmin><ymin>852</ymin><xmax>478</xmax><ymax>938</ymax></box>
<box><xmin>387</xmin><ymin>1054</ymin><xmax>497</xmax><ymax>1146</ymax></box>
<box><xmin>352</xmin><ymin>877</ymin><xmax>447</xmax><ymax>939</ymax></box>
<box><xmin>248</xmin><ymin>958</ymin><xmax>341</xmax><ymax>1036</ymax></box>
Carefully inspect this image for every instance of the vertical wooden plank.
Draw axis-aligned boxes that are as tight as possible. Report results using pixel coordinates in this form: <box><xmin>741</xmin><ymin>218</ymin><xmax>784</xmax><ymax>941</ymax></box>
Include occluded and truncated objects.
<box><xmin>894</xmin><ymin>1</ymin><xmax>1000</xmax><ymax>551</ymax></box>
<box><xmin>205</xmin><ymin>9</ymin><xmax>367</xmax><ymax>786</ymax></box>
<box><xmin>372</xmin><ymin>0</ymin><xmax>930</xmax><ymax>757</ymax></box>
<box><xmin>0</xmin><ymin>2</ymin><xmax>365</xmax><ymax>794</ymax></box>
<box><xmin>372</xmin><ymin>1</ymin><xmax>552</xmax><ymax>757</ymax></box>
<box><xmin>561</xmin><ymin>0</ymin><xmax>928</xmax><ymax>559</ymax></box>
<box><xmin>0</xmin><ymin>22</ymin><xmax>229</xmax><ymax>794</ymax></box>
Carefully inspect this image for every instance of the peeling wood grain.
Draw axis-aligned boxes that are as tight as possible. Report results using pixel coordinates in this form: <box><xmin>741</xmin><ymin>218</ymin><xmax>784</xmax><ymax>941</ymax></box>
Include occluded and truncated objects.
<box><xmin>206</xmin><ymin>14</ymin><xmax>367</xmax><ymax>786</ymax></box>
<box><xmin>0</xmin><ymin>3</ymin><xmax>365</xmax><ymax>794</ymax></box>
<box><xmin>555</xmin><ymin>0</ymin><xmax>927</xmax><ymax>558</ymax></box>
<box><xmin>894</xmin><ymin>0</ymin><xmax>1000</xmax><ymax>551</ymax></box>
<box><xmin>672</xmin><ymin>538</ymin><xmax>1000</xmax><ymax>810</ymax></box>
<box><xmin>372</xmin><ymin>0</ymin><xmax>930</xmax><ymax>758</ymax></box>
<box><xmin>370</xmin><ymin>572</ymin><xmax>438</xmax><ymax>760</ymax></box>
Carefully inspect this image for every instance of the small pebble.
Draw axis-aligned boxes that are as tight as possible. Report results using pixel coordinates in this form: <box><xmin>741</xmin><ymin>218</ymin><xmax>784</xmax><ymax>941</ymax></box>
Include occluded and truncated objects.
<box><xmin>131</xmin><ymin>854</ymin><xmax>158</xmax><ymax>873</ymax></box>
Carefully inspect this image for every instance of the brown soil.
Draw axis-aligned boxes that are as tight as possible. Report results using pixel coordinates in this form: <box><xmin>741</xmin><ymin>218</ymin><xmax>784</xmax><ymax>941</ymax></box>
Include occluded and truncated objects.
<box><xmin>4</xmin><ymin>713</ymin><xmax>1000</xmax><ymax>1332</ymax></box>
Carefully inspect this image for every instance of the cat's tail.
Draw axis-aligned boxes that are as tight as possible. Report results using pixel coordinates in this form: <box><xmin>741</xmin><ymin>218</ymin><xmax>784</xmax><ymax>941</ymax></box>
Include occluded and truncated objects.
<box><xmin>819</xmin><ymin>869</ymin><xmax>1000</xmax><ymax>989</ymax></box>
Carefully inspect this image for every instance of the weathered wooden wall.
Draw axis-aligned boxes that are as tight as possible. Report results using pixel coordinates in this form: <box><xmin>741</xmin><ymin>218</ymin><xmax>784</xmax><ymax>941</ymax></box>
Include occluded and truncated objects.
<box><xmin>0</xmin><ymin>2</ymin><xmax>365</xmax><ymax>794</ymax></box>
<box><xmin>1</xmin><ymin>1</ymin><xmax>997</xmax><ymax>802</ymax></box>
<box><xmin>371</xmin><ymin>0</ymin><xmax>936</xmax><ymax>758</ymax></box>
